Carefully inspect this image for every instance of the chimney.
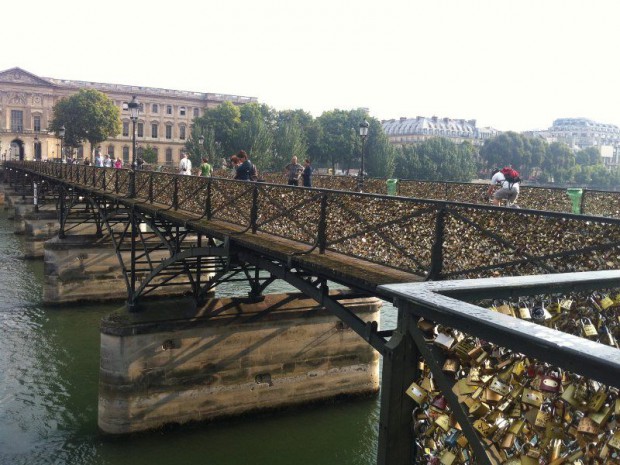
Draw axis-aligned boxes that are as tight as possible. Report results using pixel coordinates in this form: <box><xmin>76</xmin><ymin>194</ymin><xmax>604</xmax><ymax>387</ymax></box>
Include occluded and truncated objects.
<box><xmin>400</xmin><ymin>117</ymin><xmax>407</xmax><ymax>122</ymax></box>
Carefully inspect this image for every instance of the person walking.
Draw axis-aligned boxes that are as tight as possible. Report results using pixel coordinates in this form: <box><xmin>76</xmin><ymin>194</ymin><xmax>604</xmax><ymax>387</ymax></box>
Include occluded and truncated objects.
<box><xmin>199</xmin><ymin>157</ymin><xmax>212</xmax><ymax>177</ymax></box>
<box><xmin>179</xmin><ymin>152</ymin><xmax>192</xmax><ymax>175</ymax></box>
<box><xmin>302</xmin><ymin>159</ymin><xmax>313</xmax><ymax>187</ymax></box>
<box><xmin>284</xmin><ymin>156</ymin><xmax>303</xmax><ymax>186</ymax></box>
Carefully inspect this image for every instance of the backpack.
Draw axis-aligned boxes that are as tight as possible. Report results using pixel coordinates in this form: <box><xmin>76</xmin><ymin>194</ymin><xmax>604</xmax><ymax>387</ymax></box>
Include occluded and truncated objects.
<box><xmin>500</xmin><ymin>167</ymin><xmax>521</xmax><ymax>184</ymax></box>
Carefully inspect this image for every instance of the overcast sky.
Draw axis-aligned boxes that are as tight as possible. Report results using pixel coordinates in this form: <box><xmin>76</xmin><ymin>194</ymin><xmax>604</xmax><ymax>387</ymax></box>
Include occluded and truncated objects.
<box><xmin>3</xmin><ymin>0</ymin><xmax>619</xmax><ymax>132</ymax></box>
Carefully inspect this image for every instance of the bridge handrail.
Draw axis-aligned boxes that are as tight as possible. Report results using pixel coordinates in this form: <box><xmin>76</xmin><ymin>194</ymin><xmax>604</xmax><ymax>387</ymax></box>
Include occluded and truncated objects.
<box><xmin>377</xmin><ymin>270</ymin><xmax>620</xmax><ymax>465</ymax></box>
<box><xmin>11</xmin><ymin>160</ymin><xmax>620</xmax><ymax>281</ymax></box>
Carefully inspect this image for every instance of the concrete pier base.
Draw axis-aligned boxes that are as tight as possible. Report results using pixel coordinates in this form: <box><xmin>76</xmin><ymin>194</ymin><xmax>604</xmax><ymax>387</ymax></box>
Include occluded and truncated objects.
<box><xmin>43</xmin><ymin>233</ymin><xmax>202</xmax><ymax>304</ymax></box>
<box><xmin>22</xmin><ymin>208</ymin><xmax>60</xmax><ymax>258</ymax></box>
<box><xmin>98</xmin><ymin>292</ymin><xmax>381</xmax><ymax>434</ymax></box>
<box><xmin>44</xmin><ymin>234</ymin><xmax>127</xmax><ymax>304</ymax></box>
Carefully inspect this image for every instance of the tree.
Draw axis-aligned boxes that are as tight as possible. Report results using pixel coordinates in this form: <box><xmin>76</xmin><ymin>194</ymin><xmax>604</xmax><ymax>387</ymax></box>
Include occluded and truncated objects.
<box><xmin>479</xmin><ymin>132</ymin><xmax>529</xmax><ymax>170</ymax></box>
<box><xmin>142</xmin><ymin>145</ymin><xmax>158</xmax><ymax>164</ymax></box>
<box><xmin>364</xmin><ymin>118</ymin><xmax>396</xmax><ymax>178</ymax></box>
<box><xmin>273</xmin><ymin>117</ymin><xmax>308</xmax><ymax>169</ymax></box>
<box><xmin>393</xmin><ymin>138</ymin><xmax>477</xmax><ymax>181</ymax></box>
<box><xmin>575</xmin><ymin>147</ymin><xmax>601</xmax><ymax>166</ymax></box>
<box><xmin>316</xmin><ymin>108</ymin><xmax>367</xmax><ymax>173</ymax></box>
<box><xmin>233</xmin><ymin>103</ymin><xmax>275</xmax><ymax>169</ymax></box>
<box><xmin>49</xmin><ymin>89</ymin><xmax>121</xmax><ymax>160</ymax></box>
<box><xmin>192</xmin><ymin>101</ymin><xmax>241</xmax><ymax>160</ymax></box>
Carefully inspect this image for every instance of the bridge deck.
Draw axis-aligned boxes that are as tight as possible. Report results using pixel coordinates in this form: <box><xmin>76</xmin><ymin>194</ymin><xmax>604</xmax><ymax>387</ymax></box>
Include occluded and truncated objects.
<box><xmin>106</xmin><ymin>192</ymin><xmax>424</xmax><ymax>294</ymax></box>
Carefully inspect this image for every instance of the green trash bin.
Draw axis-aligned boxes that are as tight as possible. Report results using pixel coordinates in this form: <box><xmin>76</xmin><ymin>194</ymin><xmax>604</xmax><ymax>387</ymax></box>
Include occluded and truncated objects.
<box><xmin>566</xmin><ymin>188</ymin><xmax>583</xmax><ymax>214</ymax></box>
<box><xmin>386</xmin><ymin>179</ymin><xmax>398</xmax><ymax>196</ymax></box>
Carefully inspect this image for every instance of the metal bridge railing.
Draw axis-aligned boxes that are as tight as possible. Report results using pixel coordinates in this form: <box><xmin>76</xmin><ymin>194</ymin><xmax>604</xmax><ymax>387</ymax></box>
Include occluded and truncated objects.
<box><xmin>11</xmin><ymin>161</ymin><xmax>620</xmax><ymax>281</ymax></box>
<box><xmin>377</xmin><ymin>270</ymin><xmax>620</xmax><ymax>465</ymax></box>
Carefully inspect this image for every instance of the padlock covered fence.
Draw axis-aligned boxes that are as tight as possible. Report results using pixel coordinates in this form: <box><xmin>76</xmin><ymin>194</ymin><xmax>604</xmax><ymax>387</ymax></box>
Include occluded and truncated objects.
<box><xmin>378</xmin><ymin>271</ymin><xmax>620</xmax><ymax>465</ymax></box>
<box><xmin>9</xmin><ymin>161</ymin><xmax>620</xmax><ymax>282</ymax></box>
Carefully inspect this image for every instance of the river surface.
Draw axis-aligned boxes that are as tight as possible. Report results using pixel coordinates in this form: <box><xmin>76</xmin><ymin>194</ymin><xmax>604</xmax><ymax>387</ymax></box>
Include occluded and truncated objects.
<box><xmin>0</xmin><ymin>209</ymin><xmax>397</xmax><ymax>465</ymax></box>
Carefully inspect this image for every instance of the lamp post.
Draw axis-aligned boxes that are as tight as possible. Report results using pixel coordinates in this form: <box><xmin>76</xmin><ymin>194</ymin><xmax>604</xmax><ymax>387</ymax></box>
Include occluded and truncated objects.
<box><xmin>59</xmin><ymin>125</ymin><xmax>65</xmax><ymax>163</ymax></box>
<box><xmin>358</xmin><ymin>120</ymin><xmax>369</xmax><ymax>192</ymax></box>
<box><xmin>126</xmin><ymin>95</ymin><xmax>140</xmax><ymax>197</ymax></box>
<box><xmin>198</xmin><ymin>134</ymin><xmax>204</xmax><ymax>160</ymax></box>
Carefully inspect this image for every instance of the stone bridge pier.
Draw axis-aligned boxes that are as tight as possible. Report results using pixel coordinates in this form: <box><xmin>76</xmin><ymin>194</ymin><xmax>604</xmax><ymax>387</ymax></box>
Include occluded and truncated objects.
<box><xmin>99</xmin><ymin>292</ymin><xmax>381</xmax><ymax>434</ymax></box>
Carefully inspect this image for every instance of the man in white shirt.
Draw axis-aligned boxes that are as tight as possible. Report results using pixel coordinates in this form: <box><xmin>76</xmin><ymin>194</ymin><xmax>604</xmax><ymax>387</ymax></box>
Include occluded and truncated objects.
<box><xmin>179</xmin><ymin>153</ymin><xmax>192</xmax><ymax>175</ymax></box>
<box><xmin>487</xmin><ymin>169</ymin><xmax>520</xmax><ymax>206</ymax></box>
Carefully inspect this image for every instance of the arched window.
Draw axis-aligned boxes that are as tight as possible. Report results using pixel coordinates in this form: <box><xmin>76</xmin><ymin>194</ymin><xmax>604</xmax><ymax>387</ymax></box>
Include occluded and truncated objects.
<box><xmin>108</xmin><ymin>145</ymin><xmax>115</xmax><ymax>157</ymax></box>
<box><xmin>165</xmin><ymin>148</ymin><xmax>172</xmax><ymax>162</ymax></box>
<box><xmin>123</xmin><ymin>146</ymin><xmax>130</xmax><ymax>162</ymax></box>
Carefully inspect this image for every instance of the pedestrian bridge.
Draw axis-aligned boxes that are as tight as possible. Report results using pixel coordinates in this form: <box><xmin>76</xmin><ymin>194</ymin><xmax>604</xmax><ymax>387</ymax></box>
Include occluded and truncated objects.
<box><xmin>4</xmin><ymin>161</ymin><xmax>620</xmax><ymax>465</ymax></box>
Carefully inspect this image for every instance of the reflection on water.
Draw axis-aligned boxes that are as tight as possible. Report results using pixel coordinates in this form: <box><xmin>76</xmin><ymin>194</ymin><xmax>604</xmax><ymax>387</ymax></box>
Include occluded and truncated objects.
<box><xmin>0</xmin><ymin>209</ymin><xmax>396</xmax><ymax>465</ymax></box>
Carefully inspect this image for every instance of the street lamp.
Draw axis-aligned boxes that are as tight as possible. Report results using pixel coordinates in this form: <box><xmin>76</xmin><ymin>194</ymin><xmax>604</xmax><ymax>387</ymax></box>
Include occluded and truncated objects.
<box><xmin>198</xmin><ymin>134</ymin><xmax>204</xmax><ymax>159</ymax></box>
<box><xmin>127</xmin><ymin>95</ymin><xmax>140</xmax><ymax>196</ymax></box>
<box><xmin>358</xmin><ymin>120</ymin><xmax>369</xmax><ymax>191</ymax></box>
<box><xmin>59</xmin><ymin>125</ymin><xmax>66</xmax><ymax>163</ymax></box>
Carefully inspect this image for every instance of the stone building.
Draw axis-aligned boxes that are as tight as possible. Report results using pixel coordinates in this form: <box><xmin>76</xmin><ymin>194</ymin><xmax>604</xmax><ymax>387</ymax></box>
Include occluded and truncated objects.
<box><xmin>0</xmin><ymin>67</ymin><xmax>256</xmax><ymax>164</ymax></box>
<box><xmin>530</xmin><ymin>118</ymin><xmax>620</xmax><ymax>170</ymax></box>
<box><xmin>381</xmin><ymin>116</ymin><xmax>499</xmax><ymax>146</ymax></box>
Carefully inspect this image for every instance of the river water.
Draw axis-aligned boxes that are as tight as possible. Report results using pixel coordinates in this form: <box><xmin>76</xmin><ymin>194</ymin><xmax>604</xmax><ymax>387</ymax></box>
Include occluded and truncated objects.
<box><xmin>0</xmin><ymin>209</ymin><xmax>397</xmax><ymax>465</ymax></box>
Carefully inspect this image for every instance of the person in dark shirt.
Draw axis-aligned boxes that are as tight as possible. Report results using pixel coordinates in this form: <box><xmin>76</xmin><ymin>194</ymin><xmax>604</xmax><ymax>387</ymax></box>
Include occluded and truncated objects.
<box><xmin>302</xmin><ymin>159</ymin><xmax>313</xmax><ymax>187</ymax></box>
<box><xmin>234</xmin><ymin>150</ymin><xmax>253</xmax><ymax>181</ymax></box>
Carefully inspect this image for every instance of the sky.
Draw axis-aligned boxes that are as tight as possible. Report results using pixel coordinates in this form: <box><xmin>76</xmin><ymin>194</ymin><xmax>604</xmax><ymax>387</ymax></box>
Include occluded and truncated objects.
<box><xmin>2</xmin><ymin>0</ymin><xmax>620</xmax><ymax>132</ymax></box>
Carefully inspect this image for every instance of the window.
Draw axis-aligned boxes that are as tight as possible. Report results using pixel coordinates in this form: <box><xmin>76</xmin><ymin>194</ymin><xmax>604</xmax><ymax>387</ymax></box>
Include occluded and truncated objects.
<box><xmin>180</xmin><ymin>106</ymin><xmax>186</xmax><ymax>116</ymax></box>
<box><xmin>137</xmin><ymin>123</ymin><xmax>144</xmax><ymax>137</ymax></box>
<box><xmin>166</xmin><ymin>148</ymin><xmax>172</xmax><ymax>162</ymax></box>
<box><xmin>122</xmin><ymin>122</ymin><xmax>129</xmax><ymax>137</ymax></box>
<box><xmin>33</xmin><ymin>116</ymin><xmax>41</xmax><ymax>132</ymax></box>
<box><xmin>179</xmin><ymin>125</ymin><xmax>186</xmax><ymax>140</ymax></box>
<box><xmin>108</xmin><ymin>145</ymin><xmax>115</xmax><ymax>157</ymax></box>
<box><xmin>123</xmin><ymin>146</ymin><xmax>129</xmax><ymax>163</ymax></box>
<box><xmin>151</xmin><ymin>123</ymin><xmax>158</xmax><ymax>138</ymax></box>
<box><xmin>137</xmin><ymin>146</ymin><xmax>144</xmax><ymax>157</ymax></box>
<box><xmin>152</xmin><ymin>104</ymin><xmax>159</xmax><ymax>113</ymax></box>
<box><xmin>193</xmin><ymin>108</ymin><xmax>199</xmax><ymax>118</ymax></box>
<box><xmin>165</xmin><ymin>125</ymin><xmax>172</xmax><ymax>139</ymax></box>
<box><xmin>166</xmin><ymin>105</ymin><xmax>172</xmax><ymax>115</ymax></box>
<box><xmin>139</xmin><ymin>103</ymin><xmax>144</xmax><ymax>113</ymax></box>
<box><xmin>11</xmin><ymin>110</ymin><xmax>23</xmax><ymax>132</ymax></box>
<box><xmin>153</xmin><ymin>147</ymin><xmax>159</xmax><ymax>161</ymax></box>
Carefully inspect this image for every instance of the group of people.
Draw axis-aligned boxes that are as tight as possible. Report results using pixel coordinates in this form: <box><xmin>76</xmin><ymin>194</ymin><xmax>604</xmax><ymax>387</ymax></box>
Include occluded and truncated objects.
<box><xmin>177</xmin><ymin>150</ymin><xmax>315</xmax><ymax>188</ymax></box>
<box><xmin>93</xmin><ymin>152</ymin><xmax>145</xmax><ymax>169</ymax></box>
<box><xmin>284</xmin><ymin>156</ymin><xmax>313</xmax><ymax>187</ymax></box>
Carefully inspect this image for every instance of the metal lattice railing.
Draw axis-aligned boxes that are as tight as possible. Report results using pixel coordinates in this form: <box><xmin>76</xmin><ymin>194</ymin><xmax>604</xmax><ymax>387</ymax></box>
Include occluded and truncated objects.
<box><xmin>11</xmin><ymin>161</ymin><xmax>620</xmax><ymax>280</ymax></box>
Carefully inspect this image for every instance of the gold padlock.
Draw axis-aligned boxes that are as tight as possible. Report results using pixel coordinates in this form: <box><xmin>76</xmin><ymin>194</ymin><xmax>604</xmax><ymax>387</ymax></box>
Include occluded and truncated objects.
<box><xmin>609</xmin><ymin>430</ymin><xmax>620</xmax><ymax>450</ymax></box>
<box><xmin>517</xmin><ymin>302</ymin><xmax>532</xmax><ymax>319</ymax></box>
<box><xmin>442</xmin><ymin>358</ymin><xmax>459</xmax><ymax>373</ymax></box>
<box><xmin>405</xmin><ymin>381</ymin><xmax>427</xmax><ymax>404</ymax></box>
<box><xmin>580</xmin><ymin>317</ymin><xmax>598</xmax><ymax>338</ymax></box>
<box><xmin>439</xmin><ymin>450</ymin><xmax>456</xmax><ymax>465</ymax></box>
<box><xmin>473</xmin><ymin>418</ymin><xmax>495</xmax><ymax>437</ymax></box>
<box><xmin>588</xmin><ymin>403</ymin><xmax>612</xmax><ymax>426</ymax></box>
<box><xmin>489</xmin><ymin>377</ymin><xmax>511</xmax><ymax>396</ymax></box>
<box><xmin>587</xmin><ymin>389</ymin><xmax>607</xmax><ymax>412</ymax></box>
<box><xmin>522</xmin><ymin>388</ymin><xmax>543</xmax><ymax>407</ymax></box>
<box><xmin>577</xmin><ymin>416</ymin><xmax>600</xmax><ymax>435</ymax></box>
<box><xmin>434</xmin><ymin>414</ymin><xmax>451</xmax><ymax>432</ymax></box>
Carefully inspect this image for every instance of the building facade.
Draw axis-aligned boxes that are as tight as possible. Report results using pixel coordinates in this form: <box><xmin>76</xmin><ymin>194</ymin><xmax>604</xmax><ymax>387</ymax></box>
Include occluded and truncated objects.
<box><xmin>530</xmin><ymin>118</ymin><xmax>620</xmax><ymax>170</ymax></box>
<box><xmin>0</xmin><ymin>67</ymin><xmax>256</xmax><ymax>164</ymax></box>
<box><xmin>381</xmin><ymin>116</ymin><xmax>499</xmax><ymax>146</ymax></box>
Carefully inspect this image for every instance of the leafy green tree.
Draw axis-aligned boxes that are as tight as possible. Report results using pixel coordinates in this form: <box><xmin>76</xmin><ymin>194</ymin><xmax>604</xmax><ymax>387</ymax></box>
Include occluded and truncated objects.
<box><xmin>316</xmin><ymin>108</ymin><xmax>367</xmax><ymax>173</ymax></box>
<box><xmin>273</xmin><ymin>117</ymin><xmax>308</xmax><ymax>169</ymax></box>
<box><xmin>364</xmin><ymin>118</ymin><xmax>396</xmax><ymax>178</ymax></box>
<box><xmin>575</xmin><ymin>147</ymin><xmax>601</xmax><ymax>166</ymax></box>
<box><xmin>142</xmin><ymin>145</ymin><xmax>158</xmax><ymax>164</ymax></box>
<box><xmin>192</xmin><ymin>101</ymin><xmax>241</xmax><ymax>159</ymax></box>
<box><xmin>479</xmin><ymin>132</ymin><xmax>528</xmax><ymax>170</ymax></box>
<box><xmin>393</xmin><ymin>138</ymin><xmax>477</xmax><ymax>181</ymax></box>
<box><xmin>49</xmin><ymin>89</ymin><xmax>121</xmax><ymax>160</ymax></box>
<box><xmin>233</xmin><ymin>103</ymin><xmax>275</xmax><ymax>169</ymax></box>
